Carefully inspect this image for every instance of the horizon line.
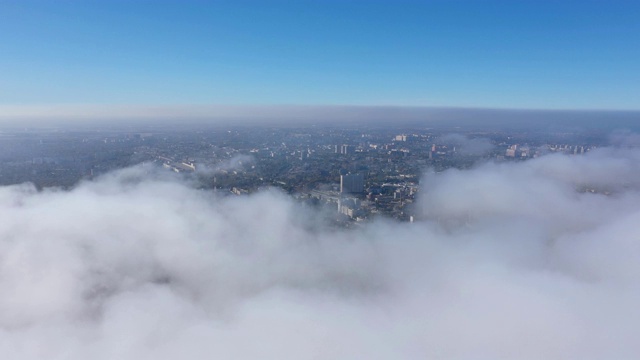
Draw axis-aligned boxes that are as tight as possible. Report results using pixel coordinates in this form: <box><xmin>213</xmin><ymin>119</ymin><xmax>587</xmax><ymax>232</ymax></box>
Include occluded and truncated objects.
<box><xmin>1</xmin><ymin>104</ymin><xmax>639</xmax><ymax>127</ymax></box>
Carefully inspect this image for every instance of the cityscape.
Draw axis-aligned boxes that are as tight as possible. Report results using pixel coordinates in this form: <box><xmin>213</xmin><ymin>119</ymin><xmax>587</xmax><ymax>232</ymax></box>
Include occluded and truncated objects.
<box><xmin>1</xmin><ymin>0</ymin><xmax>639</xmax><ymax>358</ymax></box>
<box><xmin>0</xmin><ymin>123</ymin><xmax>607</xmax><ymax>224</ymax></box>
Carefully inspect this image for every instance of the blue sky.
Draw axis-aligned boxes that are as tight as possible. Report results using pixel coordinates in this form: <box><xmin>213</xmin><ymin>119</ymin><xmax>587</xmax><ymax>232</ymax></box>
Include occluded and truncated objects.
<box><xmin>1</xmin><ymin>0</ymin><xmax>639</xmax><ymax>110</ymax></box>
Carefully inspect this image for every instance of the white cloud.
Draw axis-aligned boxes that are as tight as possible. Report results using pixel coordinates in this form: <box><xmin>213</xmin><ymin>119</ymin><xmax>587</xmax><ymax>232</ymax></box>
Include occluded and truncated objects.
<box><xmin>436</xmin><ymin>133</ymin><xmax>495</xmax><ymax>155</ymax></box>
<box><xmin>0</xmin><ymin>151</ymin><xmax>639</xmax><ymax>359</ymax></box>
<box><xmin>195</xmin><ymin>154</ymin><xmax>255</xmax><ymax>176</ymax></box>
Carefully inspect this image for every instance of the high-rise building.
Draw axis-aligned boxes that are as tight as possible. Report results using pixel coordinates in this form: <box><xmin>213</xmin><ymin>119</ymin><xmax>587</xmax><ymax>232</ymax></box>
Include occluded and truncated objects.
<box><xmin>340</xmin><ymin>173</ymin><xmax>364</xmax><ymax>193</ymax></box>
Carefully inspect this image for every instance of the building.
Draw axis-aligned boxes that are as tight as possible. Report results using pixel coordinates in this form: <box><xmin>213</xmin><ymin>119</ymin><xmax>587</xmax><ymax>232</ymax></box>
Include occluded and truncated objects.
<box><xmin>340</xmin><ymin>144</ymin><xmax>352</xmax><ymax>155</ymax></box>
<box><xmin>340</xmin><ymin>173</ymin><xmax>364</xmax><ymax>193</ymax></box>
<box><xmin>338</xmin><ymin>197</ymin><xmax>359</xmax><ymax>218</ymax></box>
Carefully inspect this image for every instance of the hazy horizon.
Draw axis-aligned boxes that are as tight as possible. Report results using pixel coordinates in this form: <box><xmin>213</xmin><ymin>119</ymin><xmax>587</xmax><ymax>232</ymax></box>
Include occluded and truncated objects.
<box><xmin>1</xmin><ymin>104</ymin><xmax>639</xmax><ymax>130</ymax></box>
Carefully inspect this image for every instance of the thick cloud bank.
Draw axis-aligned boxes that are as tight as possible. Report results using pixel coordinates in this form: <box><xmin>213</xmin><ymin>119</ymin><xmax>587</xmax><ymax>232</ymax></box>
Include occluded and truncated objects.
<box><xmin>1</xmin><ymin>149</ymin><xmax>640</xmax><ymax>359</ymax></box>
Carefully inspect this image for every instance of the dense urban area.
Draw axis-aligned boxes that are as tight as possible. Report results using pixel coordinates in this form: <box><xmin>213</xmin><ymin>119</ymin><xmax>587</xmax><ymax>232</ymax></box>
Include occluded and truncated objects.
<box><xmin>0</xmin><ymin>123</ymin><xmax>613</xmax><ymax>224</ymax></box>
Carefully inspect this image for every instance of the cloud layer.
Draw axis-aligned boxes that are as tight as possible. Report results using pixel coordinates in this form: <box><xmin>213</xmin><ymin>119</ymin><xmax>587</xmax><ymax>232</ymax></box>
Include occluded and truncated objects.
<box><xmin>1</xmin><ymin>149</ymin><xmax>639</xmax><ymax>359</ymax></box>
<box><xmin>435</xmin><ymin>133</ymin><xmax>495</xmax><ymax>155</ymax></box>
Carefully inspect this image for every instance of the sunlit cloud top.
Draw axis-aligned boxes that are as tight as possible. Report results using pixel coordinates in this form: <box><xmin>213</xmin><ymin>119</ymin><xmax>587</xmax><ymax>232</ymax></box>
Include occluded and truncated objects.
<box><xmin>1</xmin><ymin>149</ymin><xmax>640</xmax><ymax>358</ymax></box>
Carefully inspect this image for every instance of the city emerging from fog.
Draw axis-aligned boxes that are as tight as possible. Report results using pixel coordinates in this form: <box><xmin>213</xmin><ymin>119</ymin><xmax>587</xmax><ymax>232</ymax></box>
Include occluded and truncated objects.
<box><xmin>0</xmin><ymin>122</ymin><xmax>612</xmax><ymax>225</ymax></box>
<box><xmin>2</xmin><ymin>0</ymin><xmax>640</xmax><ymax>359</ymax></box>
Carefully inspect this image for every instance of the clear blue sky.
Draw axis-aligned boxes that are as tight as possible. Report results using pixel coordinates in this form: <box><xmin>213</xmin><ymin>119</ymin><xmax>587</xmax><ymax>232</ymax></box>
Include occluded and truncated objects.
<box><xmin>1</xmin><ymin>0</ymin><xmax>639</xmax><ymax>110</ymax></box>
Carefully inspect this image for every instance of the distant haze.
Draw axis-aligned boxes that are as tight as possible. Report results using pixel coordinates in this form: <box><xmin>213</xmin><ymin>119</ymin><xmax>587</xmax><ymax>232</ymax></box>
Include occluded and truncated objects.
<box><xmin>1</xmin><ymin>105</ymin><xmax>639</xmax><ymax>130</ymax></box>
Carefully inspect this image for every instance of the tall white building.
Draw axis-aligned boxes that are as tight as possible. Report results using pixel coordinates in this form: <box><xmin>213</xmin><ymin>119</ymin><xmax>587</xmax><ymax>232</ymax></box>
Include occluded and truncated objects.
<box><xmin>340</xmin><ymin>173</ymin><xmax>364</xmax><ymax>193</ymax></box>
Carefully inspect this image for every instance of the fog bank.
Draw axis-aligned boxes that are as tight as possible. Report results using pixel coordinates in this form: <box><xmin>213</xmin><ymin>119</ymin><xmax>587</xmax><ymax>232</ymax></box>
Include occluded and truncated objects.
<box><xmin>1</xmin><ymin>149</ymin><xmax>639</xmax><ymax>359</ymax></box>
